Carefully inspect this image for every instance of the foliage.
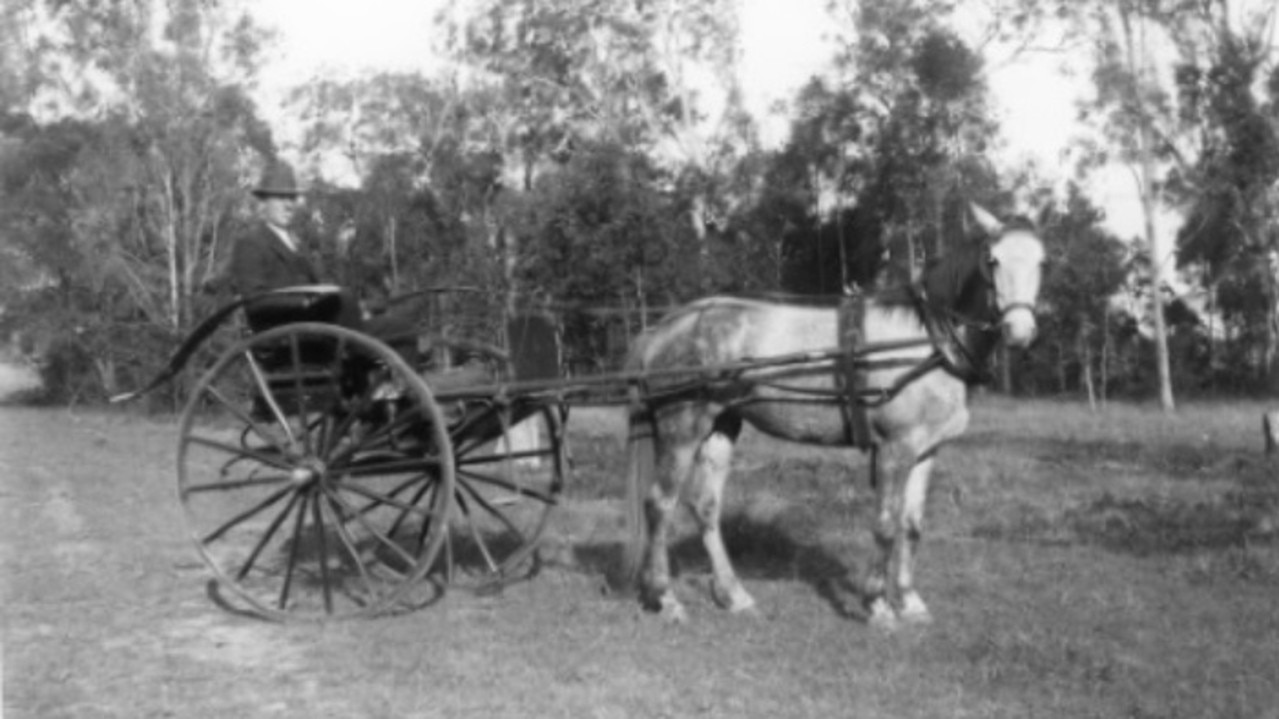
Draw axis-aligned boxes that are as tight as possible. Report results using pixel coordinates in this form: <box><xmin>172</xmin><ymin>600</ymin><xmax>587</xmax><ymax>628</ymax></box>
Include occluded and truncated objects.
<box><xmin>3</xmin><ymin>0</ymin><xmax>1279</xmax><ymax>407</ymax></box>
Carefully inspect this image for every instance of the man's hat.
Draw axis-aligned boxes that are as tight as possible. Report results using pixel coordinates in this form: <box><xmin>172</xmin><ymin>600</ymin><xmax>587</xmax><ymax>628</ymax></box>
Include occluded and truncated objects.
<box><xmin>252</xmin><ymin>161</ymin><xmax>301</xmax><ymax>198</ymax></box>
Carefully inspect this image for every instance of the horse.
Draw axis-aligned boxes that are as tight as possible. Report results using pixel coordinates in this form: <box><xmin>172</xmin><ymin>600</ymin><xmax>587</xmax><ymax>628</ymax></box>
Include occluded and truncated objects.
<box><xmin>622</xmin><ymin>204</ymin><xmax>1045</xmax><ymax>628</ymax></box>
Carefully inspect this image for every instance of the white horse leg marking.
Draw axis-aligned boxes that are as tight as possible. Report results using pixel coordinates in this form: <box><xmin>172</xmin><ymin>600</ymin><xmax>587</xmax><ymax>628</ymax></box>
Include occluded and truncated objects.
<box><xmin>895</xmin><ymin>454</ymin><xmax>935</xmax><ymax>624</ymax></box>
<box><xmin>642</xmin><ymin>432</ymin><xmax>697</xmax><ymax>622</ymax></box>
<box><xmin>691</xmin><ymin>425</ymin><xmax>756</xmax><ymax>614</ymax></box>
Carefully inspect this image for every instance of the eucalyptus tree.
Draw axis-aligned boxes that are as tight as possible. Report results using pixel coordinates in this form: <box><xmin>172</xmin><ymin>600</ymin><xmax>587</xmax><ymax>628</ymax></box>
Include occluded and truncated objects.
<box><xmin>440</xmin><ymin>0</ymin><xmax>754</xmax><ymax>296</ymax></box>
<box><xmin>6</xmin><ymin>0</ymin><xmax>272</xmax><ymax>401</ymax></box>
<box><xmin>1072</xmin><ymin>0</ymin><xmax>1184</xmax><ymax>410</ymax></box>
<box><xmin>1167</xmin><ymin>2</ymin><xmax>1279</xmax><ymax>389</ymax></box>
<box><xmin>1037</xmin><ymin>184</ymin><xmax>1131</xmax><ymax>407</ymax></box>
<box><xmin>760</xmin><ymin>0</ymin><xmax>1003</xmax><ymax>292</ymax></box>
<box><xmin>1073</xmin><ymin>0</ymin><xmax>1278</xmax><ymax>403</ymax></box>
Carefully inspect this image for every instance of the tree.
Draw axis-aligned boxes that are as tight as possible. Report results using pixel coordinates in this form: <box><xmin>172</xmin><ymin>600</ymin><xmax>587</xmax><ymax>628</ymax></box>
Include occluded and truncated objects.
<box><xmin>511</xmin><ymin>140</ymin><xmax>697</xmax><ymax>367</ymax></box>
<box><xmin>1037</xmin><ymin>184</ymin><xmax>1130</xmax><ymax>407</ymax></box>
<box><xmin>1170</xmin><ymin>2</ymin><xmax>1279</xmax><ymax>389</ymax></box>
<box><xmin>1076</xmin><ymin>0</ymin><xmax>1186</xmax><ymax>411</ymax></box>
<box><xmin>1</xmin><ymin>0</ymin><xmax>272</xmax><ymax>402</ymax></box>
<box><xmin>758</xmin><ymin>0</ymin><xmax>1003</xmax><ymax>294</ymax></box>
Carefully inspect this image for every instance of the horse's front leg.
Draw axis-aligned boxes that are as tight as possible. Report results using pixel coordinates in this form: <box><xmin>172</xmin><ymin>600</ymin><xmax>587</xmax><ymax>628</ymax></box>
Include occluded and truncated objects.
<box><xmin>894</xmin><ymin>454</ymin><xmax>936</xmax><ymax>624</ymax></box>
<box><xmin>865</xmin><ymin>443</ymin><xmax>902</xmax><ymax>629</ymax></box>
<box><xmin>865</xmin><ymin>449</ymin><xmax>936</xmax><ymax>628</ymax></box>
<box><xmin>690</xmin><ymin>419</ymin><xmax>755</xmax><ymax>614</ymax></box>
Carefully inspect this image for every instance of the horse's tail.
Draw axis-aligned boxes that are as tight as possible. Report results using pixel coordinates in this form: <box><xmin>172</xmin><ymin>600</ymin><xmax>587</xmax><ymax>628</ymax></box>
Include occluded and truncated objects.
<box><xmin>618</xmin><ymin>403</ymin><xmax>655</xmax><ymax>593</ymax></box>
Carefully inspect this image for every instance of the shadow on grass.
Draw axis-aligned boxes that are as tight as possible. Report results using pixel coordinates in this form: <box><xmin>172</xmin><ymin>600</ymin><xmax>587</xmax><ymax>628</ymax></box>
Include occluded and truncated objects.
<box><xmin>568</xmin><ymin>512</ymin><xmax>873</xmax><ymax>621</ymax></box>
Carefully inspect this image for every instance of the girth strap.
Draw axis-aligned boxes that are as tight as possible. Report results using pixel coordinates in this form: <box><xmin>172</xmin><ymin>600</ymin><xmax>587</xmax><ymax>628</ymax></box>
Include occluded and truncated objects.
<box><xmin>836</xmin><ymin>294</ymin><xmax>875</xmax><ymax>449</ymax></box>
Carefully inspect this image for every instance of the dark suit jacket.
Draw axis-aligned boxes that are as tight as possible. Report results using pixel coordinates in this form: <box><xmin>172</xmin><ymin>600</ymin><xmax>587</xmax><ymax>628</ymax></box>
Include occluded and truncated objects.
<box><xmin>228</xmin><ymin>223</ymin><xmax>321</xmax><ymax>296</ymax></box>
<box><xmin>227</xmin><ymin>222</ymin><xmax>421</xmax><ymax>347</ymax></box>
<box><xmin>228</xmin><ymin>223</ymin><xmax>363</xmax><ymax>331</ymax></box>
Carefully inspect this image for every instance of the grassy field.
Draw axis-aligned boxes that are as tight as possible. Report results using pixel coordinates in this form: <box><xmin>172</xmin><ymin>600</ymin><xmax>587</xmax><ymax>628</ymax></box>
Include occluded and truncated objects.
<box><xmin>560</xmin><ymin>396</ymin><xmax>1279</xmax><ymax>717</ymax></box>
<box><xmin>4</xmin><ymin>396</ymin><xmax>1278</xmax><ymax>718</ymax></box>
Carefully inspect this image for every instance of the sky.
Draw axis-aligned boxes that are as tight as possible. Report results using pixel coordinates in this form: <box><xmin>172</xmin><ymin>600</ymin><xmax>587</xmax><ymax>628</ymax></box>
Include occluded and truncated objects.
<box><xmin>243</xmin><ymin>0</ymin><xmax>1250</xmax><ymax>245</ymax></box>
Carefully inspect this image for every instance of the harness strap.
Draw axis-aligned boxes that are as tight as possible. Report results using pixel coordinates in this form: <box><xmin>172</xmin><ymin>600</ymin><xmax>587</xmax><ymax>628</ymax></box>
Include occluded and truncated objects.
<box><xmin>836</xmin><ymin>294</ymin><xmax>874</xmax><ymax>449</ymax></box>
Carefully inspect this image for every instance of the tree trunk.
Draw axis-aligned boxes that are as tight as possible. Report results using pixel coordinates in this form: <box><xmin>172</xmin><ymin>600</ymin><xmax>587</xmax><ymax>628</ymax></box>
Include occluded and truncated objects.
<box><xmin>1101</xmin><ymin>309</ymin><xmax>1111</xmax><ymax>406</ymax></box>
<box><xmin>1119</xmin><ymin>2</ymin><xmax>1175</xmax><ymax>412</ymax></box>
<box><xmin>1080</xmin><ymin>323</ymin><xmax>1096</xmax><ymax>412</ymax></box>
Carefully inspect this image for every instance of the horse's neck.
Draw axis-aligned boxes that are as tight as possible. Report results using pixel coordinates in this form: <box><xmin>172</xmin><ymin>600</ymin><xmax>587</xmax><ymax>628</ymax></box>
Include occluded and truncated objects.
<box><xmin>919</xmin><ymin>247</ymin><xmax>986</xmax><ymax>317</ymax></box>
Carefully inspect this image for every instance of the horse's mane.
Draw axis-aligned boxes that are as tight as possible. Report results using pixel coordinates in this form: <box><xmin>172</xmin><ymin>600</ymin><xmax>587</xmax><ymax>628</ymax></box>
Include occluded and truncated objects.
<box><xmin>873</xmin><ymin>237</ymin><xmax>988</xmax><ymax>310</ymax></box>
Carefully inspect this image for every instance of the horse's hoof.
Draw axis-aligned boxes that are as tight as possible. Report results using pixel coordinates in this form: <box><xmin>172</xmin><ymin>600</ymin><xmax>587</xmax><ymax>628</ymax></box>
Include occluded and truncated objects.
<box><xmin>712</xmin><ymin>581</ymin><xmax>758</xmax><ymax>615</ymax></box>
<box><xmin>866</xmin><ymin>597</ymin><xmax>899</xmax><ymax>631</ymax></box>
<box><xmin>899</xmin><ymin>592</ymin><xmax>933</xmax><ymax>625</ymax></box>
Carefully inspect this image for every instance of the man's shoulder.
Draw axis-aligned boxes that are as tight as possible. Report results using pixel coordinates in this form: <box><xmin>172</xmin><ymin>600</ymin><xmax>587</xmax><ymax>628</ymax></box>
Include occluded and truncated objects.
<box><xmin>232</xmin><ymin>223</ymin><xmax>277</xmax><ymax>254</ymax></box>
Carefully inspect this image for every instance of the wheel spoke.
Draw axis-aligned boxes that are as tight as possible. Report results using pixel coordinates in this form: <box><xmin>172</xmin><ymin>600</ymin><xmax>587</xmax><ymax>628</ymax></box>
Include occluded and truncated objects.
<box><xmin>232</xmin><ymin>489</ymin><xmax>302</xmax><ymax>582</ymax></box>
<box><xmin>204</xmin><ymin>385</ymin><xmax>289</xmax><ymax>452</ymax></box>
<box><xmin>184</xmin><ymin>433</ymin><xmax>295</xmax><ymax>473</ymax></box>
<box><xmin>458</xmin><ymin>447</ymin><xmax>557</xmax><ymax>466</ymax></box>
<box><xmin>349</xmin><ymin>473</ymin><xmax>428</xmax><ymax>519</ymax></box>
<box><xmin>453</xmin><ymin>492</ymin><xmax>500</xmax><ymax>575</ymax></box>
<box><xmin>455</xmin><ymin>467</ymin><xmax>559</xmax><ymax>505</ymax></box>
<box><xmin>277</xmin><ymin>491</ymin><xmax>311</xmax><ymax>611</ymax></box>
<box><xmin>413</xmin><ymin>478</ymin><xmax>443</xmax><ymax>557</ymax></box>
<box><xmin>385</xmin><ymin>475</ymin><xmax>435</xmax><ymax>541</ymax></box>
<box><xmin>184</xmin><ymin>470</ymin><xmax>291</xmax><ymax>495</ymax></box>
<box><xmin>201</xmin><ymin>483</ymin><xmax>296</xmax><ymax>546</ymax></box>
<box><xmin>326</xmin><ymin>488</ymin><xmax>420</xmax><ymax>569</ymax></box>
<box><xmin>320</xmin><ymin>490</ymin><xmax>377</xmax><ymax>600</ymax></box>
<box><xmin>311</xmin><ymin>489</ymin><xmax>333</xmax><ymax>614</ymax></box>
<box><xmin>245</xmin><ymin>350</ymin><xmax>296</xmax><ymax>446</ymax></box>
<box><xmin>457</xmin><ymin>475</ymin><xmax>528</xmax><ymax>542</ymax></box>
<box><xmin>336</xmin><ymin>479</ymin><xmax>442</xmax><ymax>520</ymax></box>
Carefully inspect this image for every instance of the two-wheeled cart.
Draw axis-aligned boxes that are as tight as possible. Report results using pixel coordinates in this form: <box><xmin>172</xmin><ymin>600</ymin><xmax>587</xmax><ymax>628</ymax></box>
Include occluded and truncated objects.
<box><xmin>132</xmin><ymin>287</ymin><xmax>927</xmax><ymax>622</ymax></box>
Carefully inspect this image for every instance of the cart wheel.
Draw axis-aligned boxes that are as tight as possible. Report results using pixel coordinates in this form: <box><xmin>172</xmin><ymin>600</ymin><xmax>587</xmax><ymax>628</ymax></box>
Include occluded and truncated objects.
<box><xmin>442</xmin><ymin>401</ymin><xmax>566</xmax><ymax>590</ymax></box>
<box><xmin>419</xmin><ymin>340</ymin><xmax>566</xmax><ymax>590</ymax></box>
<box><xmin>177</xmin><ymin>323</ymin><xmax>455</xmax><ymax>621</ymax></box>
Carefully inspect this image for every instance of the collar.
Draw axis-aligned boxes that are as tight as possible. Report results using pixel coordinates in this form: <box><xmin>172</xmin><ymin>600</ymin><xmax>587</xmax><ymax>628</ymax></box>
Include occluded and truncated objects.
<box><xmin>266</xmin><ymin>223</ymin><xmax>297</xmax><ymax>252</ymax></box>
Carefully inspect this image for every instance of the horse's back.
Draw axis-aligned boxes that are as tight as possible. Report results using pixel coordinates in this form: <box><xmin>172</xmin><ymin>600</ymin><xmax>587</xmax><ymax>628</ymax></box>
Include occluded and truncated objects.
<box><xmin>630</xmin><ymin>296</ymin><xmax>840</xmax><ymax>371</ymax></box>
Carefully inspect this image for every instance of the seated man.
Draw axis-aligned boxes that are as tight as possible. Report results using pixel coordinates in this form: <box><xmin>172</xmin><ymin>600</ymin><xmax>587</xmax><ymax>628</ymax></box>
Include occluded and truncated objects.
<box><xmin>228</xmin><ymin>160</ymin><xmax>425</xmax><ymax>360</ymax></box>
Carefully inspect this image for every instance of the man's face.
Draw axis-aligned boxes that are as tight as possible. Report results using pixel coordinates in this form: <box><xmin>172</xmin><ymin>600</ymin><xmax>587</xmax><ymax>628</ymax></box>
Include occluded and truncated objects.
<box><xmin>260</xmin><ymin>195</ymin><xmax>299</xmax><ymax>229</ymax></box>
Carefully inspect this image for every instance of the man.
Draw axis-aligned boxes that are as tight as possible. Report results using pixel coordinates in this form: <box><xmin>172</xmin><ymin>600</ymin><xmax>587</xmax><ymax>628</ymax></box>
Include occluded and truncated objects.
<box><xmin>228</xmin><ymin>160</ymin><xmax>424</xmax><ymax>358</ymax></box>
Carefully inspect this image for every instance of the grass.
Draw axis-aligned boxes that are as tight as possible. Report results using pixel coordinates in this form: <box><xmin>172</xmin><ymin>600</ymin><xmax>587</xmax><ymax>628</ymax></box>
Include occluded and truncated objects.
<box><xmin>6</xmin><ymin>397</ymin><xmax>1279</xmax><ymax>718</ymax></box>
<box><xmin>558</xmin><ymin>397</ymin><xmax>1279</xmax><ymax>717</ymax></box>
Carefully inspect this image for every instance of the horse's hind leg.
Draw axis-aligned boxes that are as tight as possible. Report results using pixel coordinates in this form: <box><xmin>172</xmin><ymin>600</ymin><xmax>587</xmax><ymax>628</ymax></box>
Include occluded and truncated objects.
<box><xmin>689</xmin><ymin>413</ymin><xmax>755</xmax><ymax>613</ymax></box>
<box><xmin>640</xmin><ymin>414</ymin><xmax>699</xmax><ymax>622</ymax></box>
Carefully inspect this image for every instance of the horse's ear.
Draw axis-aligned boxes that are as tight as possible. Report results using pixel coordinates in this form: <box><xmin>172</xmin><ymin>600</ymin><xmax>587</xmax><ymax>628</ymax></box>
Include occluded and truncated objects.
<box><xmin>970</xmin><ymin>203</ymin><xmax>1004</xmax><ymax>236</ymax></box>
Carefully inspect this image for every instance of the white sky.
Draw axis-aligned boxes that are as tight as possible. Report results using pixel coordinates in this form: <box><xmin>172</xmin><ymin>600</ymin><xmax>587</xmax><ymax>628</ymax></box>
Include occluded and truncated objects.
<box><xmin>247</xmin><ymin>0</ymin><xmax>1237</xmax><ymax>243</ymax></box>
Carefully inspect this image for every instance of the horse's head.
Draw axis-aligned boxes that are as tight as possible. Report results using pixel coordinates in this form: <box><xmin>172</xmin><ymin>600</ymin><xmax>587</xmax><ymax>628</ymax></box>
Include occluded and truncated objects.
<box><xmin>971</xmin><ymin>204</ymin><xmax>1045</xmax><ymax>347</ymax></box>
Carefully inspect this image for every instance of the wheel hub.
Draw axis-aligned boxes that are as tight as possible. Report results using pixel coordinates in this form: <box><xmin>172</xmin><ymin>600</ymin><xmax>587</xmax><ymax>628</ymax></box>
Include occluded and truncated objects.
<box><xmin>290</xmin><ymin>457</ymin><xmax>326</xmax><ymax>485</ymax></box>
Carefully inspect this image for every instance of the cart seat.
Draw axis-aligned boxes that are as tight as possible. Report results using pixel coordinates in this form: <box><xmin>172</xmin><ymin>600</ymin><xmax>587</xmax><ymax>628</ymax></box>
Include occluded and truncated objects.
<box><xmin>242</xmin><ymin>287</ymin><xmax>356</xmax><ymax>419</ymax></box>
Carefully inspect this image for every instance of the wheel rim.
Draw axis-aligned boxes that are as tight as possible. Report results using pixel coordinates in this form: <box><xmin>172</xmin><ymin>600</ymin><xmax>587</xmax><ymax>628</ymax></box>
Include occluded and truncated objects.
<box><xmin>177</xmin><ymin>323</ymin><xmax>454</xmax><ymax>621</ymax></box>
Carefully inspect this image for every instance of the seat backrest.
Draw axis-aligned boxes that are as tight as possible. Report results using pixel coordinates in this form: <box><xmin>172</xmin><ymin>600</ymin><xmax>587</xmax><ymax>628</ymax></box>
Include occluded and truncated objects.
<box><xmin>506</xmin><ymin>312</ymin><xmax>560</xmax><ymax>381</ymax></box>
<box><xmin>243</xmin><ymin>288</ymin><xmax>346</xmax><ymax>334</ymax></box>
